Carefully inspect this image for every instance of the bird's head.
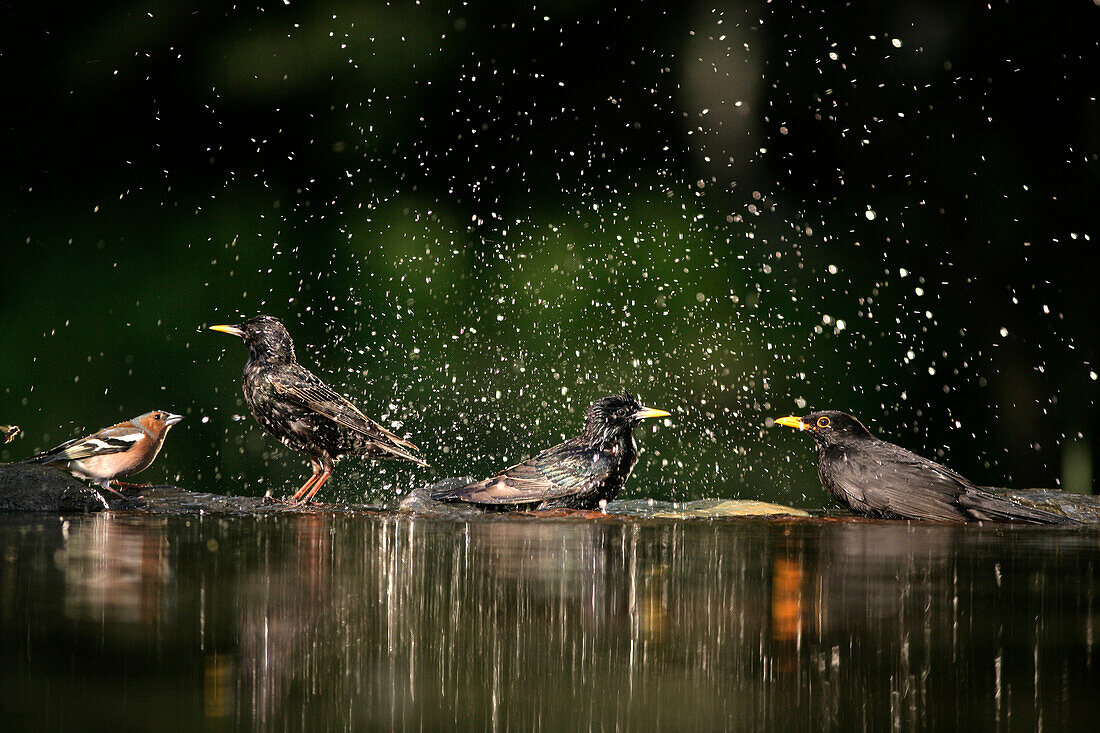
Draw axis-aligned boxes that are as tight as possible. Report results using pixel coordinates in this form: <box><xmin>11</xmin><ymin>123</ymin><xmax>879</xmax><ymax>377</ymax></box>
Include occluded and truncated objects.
<box><xmin>210</xmin><ymin>315</ymin><xmax>297</xmax><ymax>364</ymax></box>
<box><xmin>584</xmin><ymin>392</ymin><xmax>670</xmax><ymax>444</ymax></box>
<box><xmin>135</xmin><ymin>410</ymin><xmax>184</xmax><ymax>439</ymax></box>
<box><xmin>773</xmin><ymin>410</ymin><xmax>872</xmax><ymax>446</ymax></box>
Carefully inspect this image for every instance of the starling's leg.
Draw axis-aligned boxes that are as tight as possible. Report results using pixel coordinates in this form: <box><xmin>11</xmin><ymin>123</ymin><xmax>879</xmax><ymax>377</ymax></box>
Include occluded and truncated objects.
<box><xmin>289</xmin><ymin>460</ymin><xmax>323</xmax><ymax>503</ymax></box>
<box><xmin>302</xmin><ymin>468</ymin><xmax>333</xmax><ymax>504</ymax></box>
<box><xmin>288</xmin><ymin>474</ymin><xmax>318</xmax><ymax>504</ymax></box>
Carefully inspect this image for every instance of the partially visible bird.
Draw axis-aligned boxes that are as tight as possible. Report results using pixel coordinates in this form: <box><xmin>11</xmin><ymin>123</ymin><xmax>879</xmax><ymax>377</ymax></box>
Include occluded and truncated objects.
<box><xmin>210</xmin><ymin>316</ymin><xmax>426</xmax><ymax>504</ymax></box>
<box><xmin>433</xmin><ymin>393</ymin><xmax>669</xmax><ymax>511</ymax></box>
<box><xmin>22</xmin><ymin>411</ymin><xmax>183</xmax><ymax>496</ymax></box>
<box><xmin>1</xmin><ymin>425</ymin><xmax>21</xmax><ymax>444</ymax></box>
<box><xmin>773</xmin><ymin>410</ymin><xmax>1075</xmax><ymax>524</ymax></box>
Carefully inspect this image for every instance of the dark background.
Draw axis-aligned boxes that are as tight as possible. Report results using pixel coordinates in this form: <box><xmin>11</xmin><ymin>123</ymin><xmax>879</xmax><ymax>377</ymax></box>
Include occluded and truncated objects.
<box><xmin>1</xmin><ymin>0</ymin><xmax>1096</xmax><ymax>504</ymax></box>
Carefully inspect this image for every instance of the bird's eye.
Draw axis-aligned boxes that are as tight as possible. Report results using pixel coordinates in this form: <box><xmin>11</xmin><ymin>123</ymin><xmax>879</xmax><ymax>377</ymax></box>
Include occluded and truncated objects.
<box><xmin>154</xmin><ymin>413</ymin><xmax>163</xmax><ymax>421</ymax></box>
<box><xmin>817</xmin><ymin>416</ymin><xmax>831</xmax><ymax>428</ymax></box>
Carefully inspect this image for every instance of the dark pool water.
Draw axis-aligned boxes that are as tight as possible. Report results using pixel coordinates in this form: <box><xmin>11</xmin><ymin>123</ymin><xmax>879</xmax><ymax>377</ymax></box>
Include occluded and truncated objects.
<box><xmin>1</xmin><ymin>509</ymin><xmax>1097</xmax><ymax>731</ymax></box>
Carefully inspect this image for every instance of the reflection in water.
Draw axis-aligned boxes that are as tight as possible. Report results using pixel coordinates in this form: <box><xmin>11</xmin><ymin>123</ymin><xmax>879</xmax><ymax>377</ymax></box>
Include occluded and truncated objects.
<box><xmin>0</xmin><ymin>513</ymin><xmax>1097</xmax><ymax>729</ymax></box>
<box><xmin>54</xmin><ymin>514</ymin><xmax>172</xmax><ymax>625</ymax></box>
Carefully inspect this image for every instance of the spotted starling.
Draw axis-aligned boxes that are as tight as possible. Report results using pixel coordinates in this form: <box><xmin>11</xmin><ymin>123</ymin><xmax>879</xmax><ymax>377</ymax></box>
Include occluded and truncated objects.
<box><xmin>774</xmin><ymin>410</ymin><xmax>1076</xmax><ymax>524</ymax></box>
<box><xmin>433</xmin><ymin>393</ymin><xmax>669</xmax><ymax>511</ymax></box>
<box><xmin>211</xmin><ymin>316</ymin><xmax>426</xmax><ymax>504</ymax></box>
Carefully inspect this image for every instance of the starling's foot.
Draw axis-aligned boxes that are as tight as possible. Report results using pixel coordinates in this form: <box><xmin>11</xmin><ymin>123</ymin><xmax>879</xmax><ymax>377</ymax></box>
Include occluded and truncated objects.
<box><xmin>283</xmin><ymin>495</ymin><xmax>315</xmax><ymax>507</ymax></box>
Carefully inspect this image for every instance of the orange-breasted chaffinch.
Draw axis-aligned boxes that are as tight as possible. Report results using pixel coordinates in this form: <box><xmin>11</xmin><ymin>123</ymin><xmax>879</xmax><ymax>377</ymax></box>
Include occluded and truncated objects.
<box><xmin>23</xmin><ymin>411</ymin><xmax>183</xmax><ymax>495</ymax></box>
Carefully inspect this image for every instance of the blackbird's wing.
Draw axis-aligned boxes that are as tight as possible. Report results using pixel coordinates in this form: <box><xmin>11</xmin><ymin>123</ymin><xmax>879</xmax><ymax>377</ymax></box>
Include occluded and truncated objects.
<box><xmin>856</xmin><ymin>442</ymin><xmax>1071</xmax><ymax>524</ymax></box>
<box><xmin>270</xmin><ymin>366</ymin><xmax>423</xmax><ymax>462</ymax></box>
<box><xmin>957</xmin><ymin>487</ymin><xmax>1077</xmax><ymax>524</ymax></box>
<box><xmin>828</xmin><ymin>441</ymin><xmax>972</xmax><ymax>522</ymax></box>
<box><xmin>23</xmin><ymin>429</ymin><xmax>141</xmax><ymax>464</ymax></box>
<box><xmin>434</xmin><ymin>439</ymin><xmax>598</xmax><ymax>505</ymax></box>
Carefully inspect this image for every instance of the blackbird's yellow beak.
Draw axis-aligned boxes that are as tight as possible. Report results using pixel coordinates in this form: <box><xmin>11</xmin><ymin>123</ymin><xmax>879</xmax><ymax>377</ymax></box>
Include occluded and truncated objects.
<box><xmin>209</xmin><ymin>324</ymin><xmax>244</xmax><ymax>337</ymax></box>
<box><xmin>774</xmin><ymin>416</ymin><xmax>809</xmax><ymax>431</ymax></box>
<box><xmin>634</xmin><ymin>407</ymin><xmax>671</xmax><ymax>420</ymax></box>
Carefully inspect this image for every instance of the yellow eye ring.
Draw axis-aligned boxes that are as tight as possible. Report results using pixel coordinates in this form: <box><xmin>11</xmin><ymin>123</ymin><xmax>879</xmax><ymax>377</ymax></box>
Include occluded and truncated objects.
<box><xmin>817</xmin><ymin>416</ymin><xmax>831</xmax><ymax>428</ymax></box>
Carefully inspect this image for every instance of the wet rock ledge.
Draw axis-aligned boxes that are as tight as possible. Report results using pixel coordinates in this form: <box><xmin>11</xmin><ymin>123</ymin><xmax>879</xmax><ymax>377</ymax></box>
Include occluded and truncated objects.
<box><xmin>0</xmin><ymin>464</ymin><xmax>109</xmax><ymax>512</ymax></box>
<box><xmin>1</xmin><ymin>464</ymin><xmax>813</xmax><ymax>518</ymax></box>
<box><xmin>7</xmin><ymin>463</ymin><xmax>1091</xmax><ymax>522</ymax></box>
<box><xmin>0</xmin><ymin>464</ymin><xmax>276</xmax><ymax>514</ymax></box>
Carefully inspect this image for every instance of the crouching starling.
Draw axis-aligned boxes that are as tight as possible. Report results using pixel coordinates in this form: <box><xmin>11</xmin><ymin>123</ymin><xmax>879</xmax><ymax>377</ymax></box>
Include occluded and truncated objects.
<box><xmin>433</xmin><ymin>392</ymin><xmax>669</xmax><ymax>511</ymax></box>
<box><xmin>773</xmin><ymin>410</ymin><xmax>1075</xmax><ymax>524</ymax></box>
<box><xmin>211</xmin><ymin>316</ymin><xmax>426</xmax><ymax>504</ymax></box>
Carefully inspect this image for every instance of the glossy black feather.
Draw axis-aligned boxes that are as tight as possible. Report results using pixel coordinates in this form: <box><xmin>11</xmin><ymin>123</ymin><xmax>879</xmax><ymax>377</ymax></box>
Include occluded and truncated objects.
<box><xmin>218</xmin><ymin>316</ymin><xmax>426</xmax><ymax>473</ymax></box>
<box><xmin>433</xmin><ymin>393</ymin><xmax>662</xmax><ymax>510</ymax></box>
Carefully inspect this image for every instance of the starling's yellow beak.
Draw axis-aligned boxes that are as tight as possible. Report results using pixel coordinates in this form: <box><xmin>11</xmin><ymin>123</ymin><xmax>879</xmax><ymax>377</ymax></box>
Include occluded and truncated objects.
<box><xmin>773</xmin><ymin>416</ymin><xmax>809</xmax><ymax>431</ymax></box>
<box><xmin>209</xmin><ymin>324</ymin><xmax>244</xmax><ymax>337</ymax></box>
<box><xmin>634</xmin><ymin>407</ymin><xmax>671</xmax><ymax>420</ymax></box>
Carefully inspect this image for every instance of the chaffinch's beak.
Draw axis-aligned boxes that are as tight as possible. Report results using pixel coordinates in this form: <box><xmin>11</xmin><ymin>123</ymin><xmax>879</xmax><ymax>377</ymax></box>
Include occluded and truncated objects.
<box><xmin>164</xmin><ymin>413</ymin><xmax>184</xmax><ymax>427</ymax></box>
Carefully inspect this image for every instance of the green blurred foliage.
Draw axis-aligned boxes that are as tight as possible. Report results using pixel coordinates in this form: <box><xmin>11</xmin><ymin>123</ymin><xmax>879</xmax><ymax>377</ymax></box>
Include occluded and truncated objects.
<box><xmin>1</xmin><ymin>0</ymin><xmax>1095</xmax><ymax>503</ymax></box>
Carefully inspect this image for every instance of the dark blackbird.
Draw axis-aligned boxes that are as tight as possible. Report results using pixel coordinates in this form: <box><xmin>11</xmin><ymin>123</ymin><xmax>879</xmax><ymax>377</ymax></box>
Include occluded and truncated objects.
<box><xmin>774</xmin><ymin>410</ymin><xmax>1075</xmax><ymax>524</ymax></box>
<box><xmin>433</xmin><ymin>393</ymin><xmax>669</xmax><ymax>510</ymax></box>
<box><xmin>211</xmin><ymin>316</ymin><xmax>426</xmax><ymax>504</ymax></box>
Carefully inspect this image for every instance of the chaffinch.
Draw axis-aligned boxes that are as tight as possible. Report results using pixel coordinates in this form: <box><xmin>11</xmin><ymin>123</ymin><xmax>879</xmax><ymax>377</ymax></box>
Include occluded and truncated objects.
<box><xmin>23</xmin><ymin>410</ymin><xmax>183</xmax><ymax>496</ymax></box>
<box><xmin>211</xmin><ymin>316</ymin><xmax>425</xmax><ymax>504</ymax></box>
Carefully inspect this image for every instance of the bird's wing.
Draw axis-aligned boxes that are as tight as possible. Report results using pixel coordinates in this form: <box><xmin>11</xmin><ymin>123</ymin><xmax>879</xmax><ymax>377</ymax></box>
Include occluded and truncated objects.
<box><xmin>270</xmin><ymin>367</ymin><xmax>423</xmax><ymax>462</ymax></box>
<box><xmin>868</xmin><ymin>446</ymin><xmax>1071</xmax><ymax>524</ymax></box>
<box><xmin>830</xmin><ymin>442</ymin><xmax>972</xmax><ymax>522</ymax></box>
<box><xmin>24</xmin><ymin>427</ymin><xmax>143</xmax><ymax>464</ymax></box>
<box><xmin>434</xmin><ymin>440</ymin><xmax>597</xmax><ymax>505</ymax></box>
<box><xmin>957</xmin><ymin>487</ymin><xmax>1077</xmax><ymax>524</ymax></box>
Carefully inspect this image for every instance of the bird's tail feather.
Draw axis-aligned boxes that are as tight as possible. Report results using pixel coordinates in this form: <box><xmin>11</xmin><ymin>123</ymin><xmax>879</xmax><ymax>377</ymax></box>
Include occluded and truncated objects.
<box><xmin>375</xmin><ymin>441</ymin><xmax>429</xmax><ymax>467</ymax></box>
<box><xmin>960</xmin><ymin>488</ymin><xmax>1080</xmax><ymax>525</ymax></box>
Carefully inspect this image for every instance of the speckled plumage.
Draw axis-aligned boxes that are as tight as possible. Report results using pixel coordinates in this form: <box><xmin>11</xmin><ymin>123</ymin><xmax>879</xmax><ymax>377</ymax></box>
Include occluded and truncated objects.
<box><xmin>211</xmin><ymin>316</ymin><xmax>425</xmax><ymax>503</ymax></box>
<box><xmin>433</xmin><ymin>393</ymin><xmax>669</xmax><ymax>511</ymax></box>
<box><xmin>775</xmin><ymin>410</ymin><xmax>1075</xmax><ymax>524</ymax></box>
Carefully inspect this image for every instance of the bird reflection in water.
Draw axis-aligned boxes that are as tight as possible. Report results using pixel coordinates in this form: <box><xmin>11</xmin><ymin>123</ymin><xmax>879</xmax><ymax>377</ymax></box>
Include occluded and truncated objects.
<box><xmin>221</xmin><ymin>515</ymin><xmax>1095</xmax><ymax>730</ymax></box>
<box><xmin>53</xmin><ymin>514</ymin><xmax>171</xmax><ymax>626</ymax></box>
<box><xmin>6</xmin><ymin>507</ymin><xmax>1095</xmax><ymax>729</ymax></box>
<box><xmin>237</xmin><ymin>512</ymin><xmax>336</xmax><ymax>727</ymax></box>
<box><xmin>770</xmin><ymin>555</ymin><xmax>805</xmax><ymax>645</ymax></box>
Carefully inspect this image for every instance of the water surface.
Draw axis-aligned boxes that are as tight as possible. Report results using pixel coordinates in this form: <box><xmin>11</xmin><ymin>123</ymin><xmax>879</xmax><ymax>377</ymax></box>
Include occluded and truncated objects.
<box><xmin>1</xmin><ymin>510</ymin><xmax>1097</xmax><ymax>730</ymax></box>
